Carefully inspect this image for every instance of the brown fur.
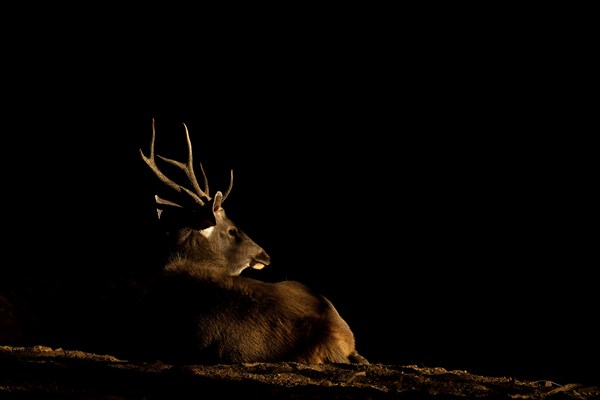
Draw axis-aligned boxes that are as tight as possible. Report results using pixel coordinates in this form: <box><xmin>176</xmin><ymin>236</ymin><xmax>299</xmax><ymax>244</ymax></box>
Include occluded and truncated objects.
<box><xmin>144</xmin><ymin>259</ymin><xmax>368</xmax><ymax>364</ymax></box>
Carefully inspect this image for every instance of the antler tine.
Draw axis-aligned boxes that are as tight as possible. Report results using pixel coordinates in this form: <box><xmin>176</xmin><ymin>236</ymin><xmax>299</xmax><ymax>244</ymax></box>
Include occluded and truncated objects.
<box><xmin>198</xmin><ymin>161</ymin><xmax>210</xmax><ymax>200</ymax></box>
<box><xmin>139</xmin><ymin>119</ymin><xmax>208</xmax><ymax>206</ymax></box>
<box><xmin>156</xmin><ymin>123</ymin><xmax>211</xmax><ymax>202</ymax></box>
<box><xmin>222</xmin><ymin>169</ymin><xmax>234</xmax><ymax>202</ymax></box>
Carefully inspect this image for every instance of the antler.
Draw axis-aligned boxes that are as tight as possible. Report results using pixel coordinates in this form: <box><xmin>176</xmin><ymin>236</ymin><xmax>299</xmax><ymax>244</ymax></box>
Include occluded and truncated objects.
<box><xmin>139</xmin><ymin>118</ymin><xmax>234</xmax><ymax>206</ymax></box>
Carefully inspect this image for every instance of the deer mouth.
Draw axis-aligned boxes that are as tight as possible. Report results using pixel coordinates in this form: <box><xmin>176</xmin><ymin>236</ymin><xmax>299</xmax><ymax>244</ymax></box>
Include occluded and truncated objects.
<box><xmin>250</xmin><ymin>262</ymin><xmax>266</xmax><ymax>270</ymax></box>
<box><xmin>249</xmin><ymin>252</ymin><xmax>270</xmax><ymax>270</ymax></box>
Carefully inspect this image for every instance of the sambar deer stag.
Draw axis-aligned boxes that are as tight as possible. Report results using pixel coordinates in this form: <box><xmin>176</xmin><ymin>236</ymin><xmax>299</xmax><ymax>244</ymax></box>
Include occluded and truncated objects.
<box><xmin>138</xmin><ymin>119</ymin><xmax>369</xmax><ymax>365</ymax></box>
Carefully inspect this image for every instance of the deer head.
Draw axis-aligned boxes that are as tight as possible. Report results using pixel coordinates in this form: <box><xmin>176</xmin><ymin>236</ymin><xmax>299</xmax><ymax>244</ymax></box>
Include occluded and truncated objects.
<box><xmin>139</xmin><ymin>119</ymin><xmax>270</xmax><ymax>276</ymax></box>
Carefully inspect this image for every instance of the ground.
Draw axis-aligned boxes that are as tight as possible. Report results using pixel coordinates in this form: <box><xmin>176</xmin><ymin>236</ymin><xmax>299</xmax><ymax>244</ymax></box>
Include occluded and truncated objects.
<box><xmin>1</xmin><ymin>345</ymin><xmax>598</xmax><ymax>399</ymax></box>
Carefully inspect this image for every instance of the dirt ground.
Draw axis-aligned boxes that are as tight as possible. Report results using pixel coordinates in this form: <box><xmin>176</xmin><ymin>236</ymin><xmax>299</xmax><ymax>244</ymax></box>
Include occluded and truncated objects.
<box><xmin>1</xmin><ymin>345</ymin><xmax>598</xmax><ymax>400</ymax></box>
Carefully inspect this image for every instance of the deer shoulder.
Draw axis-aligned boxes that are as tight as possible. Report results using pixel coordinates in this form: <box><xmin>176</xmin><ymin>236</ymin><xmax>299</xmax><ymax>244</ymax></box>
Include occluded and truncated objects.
<box><xmin>139</xmin><ymin>119</ymin><xmax>369</xmax><ymax>365</ymax></box>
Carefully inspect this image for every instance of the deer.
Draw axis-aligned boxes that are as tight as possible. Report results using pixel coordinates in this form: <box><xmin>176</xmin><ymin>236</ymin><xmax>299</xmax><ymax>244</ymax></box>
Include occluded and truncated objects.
<box><xmin>137</xmin><ymin>119</ymin><xmax>369</xmax><ymax>365</ymax></box>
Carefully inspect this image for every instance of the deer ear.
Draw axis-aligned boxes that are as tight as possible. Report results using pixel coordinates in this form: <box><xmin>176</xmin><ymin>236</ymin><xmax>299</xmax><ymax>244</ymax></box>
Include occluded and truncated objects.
<box><xmin>213</xmin><ymin>191</ymin><xmax>224</xmax><ymax>213</ymax></box>
<box><xmin>212</xmin><ymin>191</ymin><xmax>226</xmax><ymax>222</ymax></box>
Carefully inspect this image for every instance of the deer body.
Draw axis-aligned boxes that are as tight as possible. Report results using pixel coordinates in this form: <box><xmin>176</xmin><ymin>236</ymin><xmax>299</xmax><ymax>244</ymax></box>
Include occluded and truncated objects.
<box><xmin>139</xmin><ymin>120</ymin><xmax>368</xmax><ymax>365</ymax></box>
<box><xmin>147</xmin><ymin>259</ymin><xmax>364</xmax><ymax>364</ymax></box>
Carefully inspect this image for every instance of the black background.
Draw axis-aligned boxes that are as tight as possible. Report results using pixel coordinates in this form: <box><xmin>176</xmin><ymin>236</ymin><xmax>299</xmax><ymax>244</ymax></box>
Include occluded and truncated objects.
<box><xmin>2</xmin><ymin>18</ymin><xmax>596</xmax><ymax>386</ymax></box>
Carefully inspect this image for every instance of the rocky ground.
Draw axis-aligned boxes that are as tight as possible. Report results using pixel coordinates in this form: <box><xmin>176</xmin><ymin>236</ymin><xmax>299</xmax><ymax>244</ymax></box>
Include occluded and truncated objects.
<box><xmin>1</xmin><ymin>345</ymin><xmax>598</xmax><ymax>400</ymax></box>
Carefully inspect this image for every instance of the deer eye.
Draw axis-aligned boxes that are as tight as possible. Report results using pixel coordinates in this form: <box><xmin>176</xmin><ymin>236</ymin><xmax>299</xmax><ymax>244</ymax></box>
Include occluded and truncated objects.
<box><xmin>228</xmin><ymin>228</ymin><xmax>238</xmax><ymax>237</ymax></box>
